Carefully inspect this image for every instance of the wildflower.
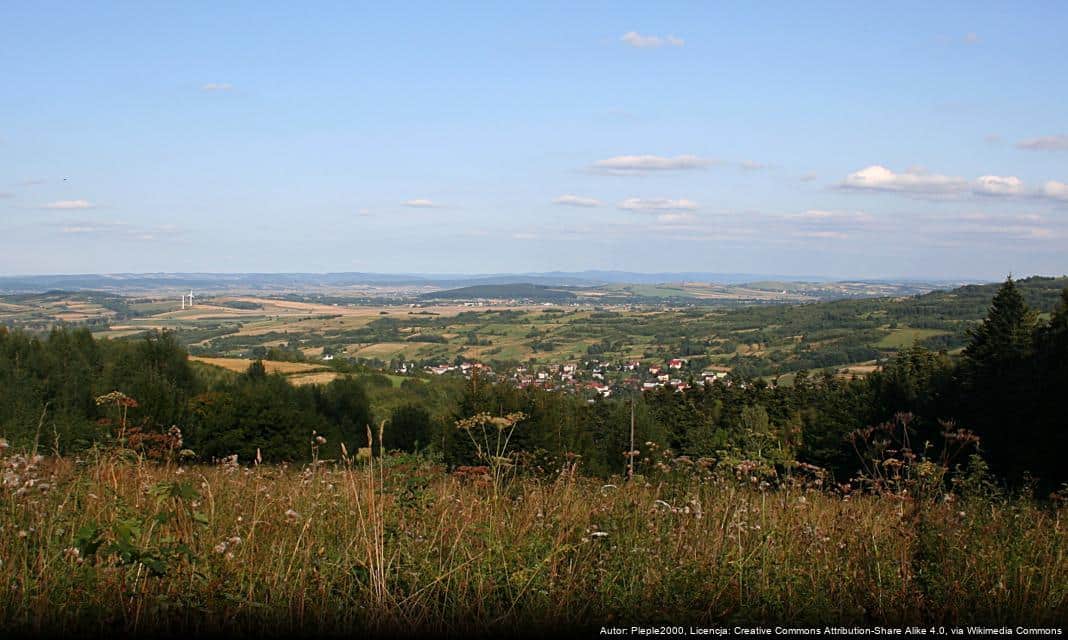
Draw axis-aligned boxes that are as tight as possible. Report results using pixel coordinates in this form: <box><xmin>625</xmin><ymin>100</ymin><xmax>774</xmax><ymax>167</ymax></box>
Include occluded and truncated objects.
<box><xmin>214</xmin><ymin>542</ymin><xmax>228</xmax><ymax>554</ymax></box>
<box><xmin>167</xmin><ymin>425</ymin><xmax>184</xmax><ymax>448</ymax></box>
<box><xmin>228</xmin><ymin>536</ymin><xmax>242</xmax><ymax>546</ymax></box>
<box><xmin>94</xmin><ymin>390</ymin><xmax>139</xmax><ymax>408</ymax></box>
<box><xmin>17</xmin><ymin>530</ymin><xmax>28</xmax><ymax>539</ymax></box>
<box><xmin>315</xmin><ymin>435</ymin><xmax>327</xmax><ymax>445</ymax></box>
<box><xmin>285</xmin><ymin>508</ymin><xmax>300</xmax><ymax>522</ymax></box>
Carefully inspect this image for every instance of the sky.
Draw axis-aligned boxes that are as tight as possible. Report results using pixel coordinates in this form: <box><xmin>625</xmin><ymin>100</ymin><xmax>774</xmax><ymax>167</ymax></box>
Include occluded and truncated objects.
<box><xmin>2</xmin><ymin>1</ymin><xmax>1067</xmax><ymax>279</ymax></box>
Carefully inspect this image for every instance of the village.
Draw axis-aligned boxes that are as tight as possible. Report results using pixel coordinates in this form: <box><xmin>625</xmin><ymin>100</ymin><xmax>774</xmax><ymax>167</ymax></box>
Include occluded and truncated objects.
<box><xmin>417</xmin><ymin>356</ymin><xmax>732</xmax><ymax>398</ymax></box>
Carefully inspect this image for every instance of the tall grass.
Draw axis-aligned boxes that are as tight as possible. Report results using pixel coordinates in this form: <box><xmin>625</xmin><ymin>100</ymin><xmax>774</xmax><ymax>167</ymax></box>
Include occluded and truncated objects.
<box><xmin>1</xmin><ymin>444</ymin><xmax>1065</xmax><ymax>635</ymax></box>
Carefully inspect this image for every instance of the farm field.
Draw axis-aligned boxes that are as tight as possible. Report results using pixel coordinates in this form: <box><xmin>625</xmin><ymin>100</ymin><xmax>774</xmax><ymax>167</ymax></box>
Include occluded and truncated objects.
<box><xmin>188</xmin><ymin>356</ymin><xmax>340</xmax><ymax>386</ymax></box>
<box><xmin>875</xmin><ymin>327</ymin><xmax>950</xmax><ymax>349</ymax></box>
<box><xmin>2</xmin><ymin>276</ymin><xmax>1067</xmax><ymax>383</ymax></box>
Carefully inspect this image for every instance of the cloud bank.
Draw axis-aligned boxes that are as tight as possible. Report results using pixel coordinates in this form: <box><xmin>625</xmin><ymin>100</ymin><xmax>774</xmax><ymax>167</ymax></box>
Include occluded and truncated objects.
<box><xmin>620</xmin><ymin>32</ymin><xmax>684</xmax><ymax>48</ymax></box>
<box><xmin>592</xmin><ymin>154</ymin><xmax>711</xmax><ymax>175</ymax></box>
<box><xmin>618</xmin><ymin>197</ymin><xmax>698</xmax><ymax>212</ymax></box>
<box><xmin>552</xmin><ymin>194</ymin><xmax>602</xmax><ymax>207</ymax></box>
<box><xmin>42</xmin><ymin>199</ymin><xmax>95</xmax><ymax>210</ymax></box>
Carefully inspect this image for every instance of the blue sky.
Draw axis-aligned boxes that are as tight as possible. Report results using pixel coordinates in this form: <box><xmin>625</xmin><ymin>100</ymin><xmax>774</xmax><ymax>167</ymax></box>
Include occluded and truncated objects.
<box><xmin>2</xmin><ymin>1</ymin><xmax>1067</xmax><ymax>278</ymax></box>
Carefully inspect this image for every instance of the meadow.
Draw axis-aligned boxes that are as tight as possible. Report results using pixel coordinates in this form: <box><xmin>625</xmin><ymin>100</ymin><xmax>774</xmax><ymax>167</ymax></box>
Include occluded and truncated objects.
<box><xmin>1</xmin><ymin>443</ymin><xmax>1065</xmax><ymax>636</ymax></box>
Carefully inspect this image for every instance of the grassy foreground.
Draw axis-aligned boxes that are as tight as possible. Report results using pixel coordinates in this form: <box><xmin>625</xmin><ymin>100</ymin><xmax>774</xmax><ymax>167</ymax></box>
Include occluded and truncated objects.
<box><xmin>1</xmin><ymin>447</ymin><xmax>1066</xmax><ymax>636</ymax></box>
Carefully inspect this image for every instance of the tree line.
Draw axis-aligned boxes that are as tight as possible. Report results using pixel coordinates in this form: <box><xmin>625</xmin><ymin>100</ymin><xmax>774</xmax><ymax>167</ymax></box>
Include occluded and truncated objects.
<box><xmin>0</xmin><ymin>278</ymin><xmax>1065</xmax><ymax>491</ymax></box>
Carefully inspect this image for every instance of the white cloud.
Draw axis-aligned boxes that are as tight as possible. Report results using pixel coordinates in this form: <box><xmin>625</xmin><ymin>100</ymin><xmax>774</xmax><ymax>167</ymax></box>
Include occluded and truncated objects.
<box><xmin>793</xmin><ymin>230</ymin><xmax>849</xmax><ymax>240</ymax></box>
<box><xmin>1016</xmin><ymin>135</ymin><xmax>1068</xmax><ymax>151</ymax></box>
<box><xmin>552</xmin><ymin>194</ymin><xmax>602</xmax><ymax>207</ymax></box>
<box><xmin>402</xmin><ymin>199</ymin><xmax>441</xmax><ymax>208</ymax></box>
<box><xmin>799</xmin><ymin>172</ymin><xmax>818</xmax><ymax>182</ymax></box>
<box><xmin>840</xmin><ymin>165</ymin><xmax>967</xmax><ymax>195</ymax></box>
<box><xmin>618</xmin><ymin>197</ymin><xmax>698</xmax><ymax>212</ymax></box>
<box><xmin>52</xmin><ymin>220</ymin><xmax>182</xmax><ymax>240</ymax></box>
<box><xmin>42</xmin><ymin>199</ymin><xmax>95</xmax><ymax>210</ymax></box>
<box><xmin>738</xmin><ymin>160</ymin><xmax>768</xmax><ymax>171</ymax></box>
<box><xmin>511</xmin><ymin>232</ymin><xmax>538</xmax><ymax>240</ymax></box>
<box><xmin>201</xmin><ymin>83</ymin><xmax>233</xmax><ymax>92</ymax></box>
<box><xmin>964</xmin><ymin>32</ymin><xmax>981</xmax><ymax>44</ymax></box>
<box><xmin>1041</xmin><ymin>181</ymin><xmax>1068</xmax><ymax>201</ymax></box>
<box><xmin>656</xmin><ymin>212</ymin><xmax>697</xmax><ymax>224</ymax></box>
<box><xmin>620</xmin><ymin>32</ymin><xmax>684</xmax><ymax>48</ymax></box>
<box><xmin>973</xmin><ymin>175</ymin><xmax>1025</xmax><ymax>196</ymax></box>
<box><xmin>592</xmin><ymin>154</ymin><xmax>712</xmax><ymax>175</ymax></box>
<box><xmin>788</xmin><ymin>209</ymin><xmax>873</xmax><ymax>223</ymax></box>
<box><xmin>841</xmin><ymin>169</ymin><xmax>1068</xmax><ymax>202</ymax></box>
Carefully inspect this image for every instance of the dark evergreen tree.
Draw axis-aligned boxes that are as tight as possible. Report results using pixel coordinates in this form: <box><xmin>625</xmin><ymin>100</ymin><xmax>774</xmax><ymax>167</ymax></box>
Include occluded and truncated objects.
<box><xmin>960</xmin><ymin>277</ymin><xmax>1038</xmax><ymax>482</ymax></box>
<box><xmin>384</xmin><ymin>404</ymin><xmax>432</xmax><ymax>453</ymax></box>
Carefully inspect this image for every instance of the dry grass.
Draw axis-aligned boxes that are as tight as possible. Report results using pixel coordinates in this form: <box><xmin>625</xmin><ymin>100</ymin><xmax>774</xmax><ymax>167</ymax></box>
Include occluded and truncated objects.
<box><xmin>837</xmin><ymin>362</ymin><xmax>882</xmax><ymax>378</ymax></box>
<box><xmin>1</xmin><ymin>448</ymin><xmax>1064</xmax><ymax>636</ymax></box>
<box><xmin>188</xmin><ymin>356</ymin><xmax>329</xmax><ymax>376</ymax></box>
<box><xmin>286</xmin><ymin>371</ymin><xmax>342</xmax><ymax>386</ymax></box>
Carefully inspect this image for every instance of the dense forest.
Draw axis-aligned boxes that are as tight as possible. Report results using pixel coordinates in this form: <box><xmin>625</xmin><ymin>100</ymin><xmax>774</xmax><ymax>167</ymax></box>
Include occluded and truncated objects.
<box><xmin>1</xmin><ymin>278</ymin><xmax>1066</xmax><ymax>492</ymax></box>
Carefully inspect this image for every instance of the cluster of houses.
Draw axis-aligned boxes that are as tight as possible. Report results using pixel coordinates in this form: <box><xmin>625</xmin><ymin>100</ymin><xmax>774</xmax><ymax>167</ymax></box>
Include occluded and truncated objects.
<box><xmin>424</xmin><ymin>361</ymin><xmax>492</xmax><ymax>376</ymax></box>
<box><xmin>418</xmin><ymin>356</ymin><xmax>732</xmax><ymax>398</ymax></box>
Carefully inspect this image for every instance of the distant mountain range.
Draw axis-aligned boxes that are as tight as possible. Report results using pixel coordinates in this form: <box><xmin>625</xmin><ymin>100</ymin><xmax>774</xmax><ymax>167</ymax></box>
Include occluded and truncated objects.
<box><xmin>0</xmin><ymin>271</ymin><xmax>987</xmax><ymax>294</ymax></box>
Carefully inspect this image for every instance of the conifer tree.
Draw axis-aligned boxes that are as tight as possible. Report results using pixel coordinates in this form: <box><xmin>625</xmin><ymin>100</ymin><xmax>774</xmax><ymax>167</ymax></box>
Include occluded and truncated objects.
<box><xmin>962</xmin><ymin>276</ymin><xmax>1037</xmax><ymax>371</ymax></box>
<box><xmin>961</xmin><ymin>277</ymin><xmax>1038</xmax><ymax>482</ymax></box>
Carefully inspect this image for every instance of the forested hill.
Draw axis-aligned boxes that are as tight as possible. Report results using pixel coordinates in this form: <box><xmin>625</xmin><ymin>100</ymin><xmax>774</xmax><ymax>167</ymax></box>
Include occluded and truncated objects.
<box><xmin>419</xmin><ymin>283</ymin><xmax>577</xmax><ymax>301</ymax></box>
<box><xmin>894</xmin><ymin>275</ymin><xmax>1068</xmax><ymax>317</ymax></box>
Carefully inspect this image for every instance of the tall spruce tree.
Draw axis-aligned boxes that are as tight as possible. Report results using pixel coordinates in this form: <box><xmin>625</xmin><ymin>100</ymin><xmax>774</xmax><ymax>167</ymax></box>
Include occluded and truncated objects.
<box><xmin>963</xmin><ymin>277</ymin><xmax>1038</xmax><ymax>370</ymax></box>
<box><xmin>961</xmin><ymin>277</ymin><xmax>1038</xmax><ymax>482</ymax></box>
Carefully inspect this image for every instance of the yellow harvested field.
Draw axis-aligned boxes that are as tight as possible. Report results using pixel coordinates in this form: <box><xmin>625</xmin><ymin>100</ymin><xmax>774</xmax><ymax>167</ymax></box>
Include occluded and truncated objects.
<box><xmin>838</xmin><ymin>362</ymin><xmax>881</xmax><ymax>377</ymax></box>
<box><xmin>189</xmin><ymin>356</ymin><xmax>328</xmax><ymax>375</ymax></box>
<box><xmin>286</xmin><ymin>371</ymin><xmax>342</xmax><ymax>386</ymax></box>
